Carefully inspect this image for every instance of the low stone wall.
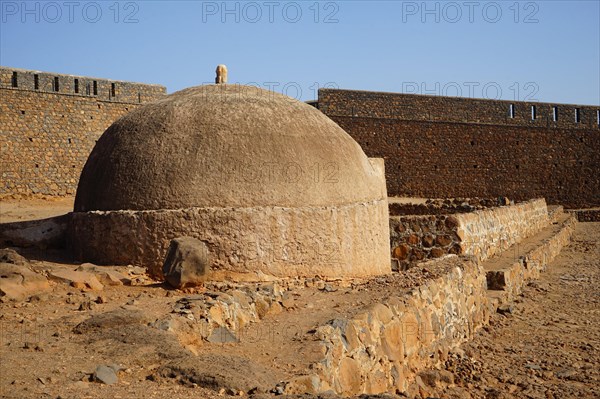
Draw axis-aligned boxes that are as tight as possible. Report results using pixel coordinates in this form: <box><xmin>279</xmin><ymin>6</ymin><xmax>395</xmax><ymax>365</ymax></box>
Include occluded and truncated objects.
<box><xmin>290</xmin><ymin>211</ymin><xmax>574</xmax><ymax>396</ymax></box>
<box><xmin>0</xmin><ymin>214</ymin><xmax>69</xmax><ymax>249</ymax></box>
<box><xmin>388</xmin><ymin>197</ymin><xmax>512</xmax><ymax>216</ymax></box>
<box><xmin>522</xmin><ymin>215</ymin><xmax>576</xmax><ymax>281</ymax></box>
<box><xmin>568</xmin><ymin>209</ymin><xmax>600</xmax><ymax>222</ymax></box>
<box><xmin>389</xmin><ymin>215</ymin><xmax>461</xmax><ymax>271</ymax></box>
<box><xmin>455</xmin><ymin>199</ymin><xmax>549</xmax><ymax>262</ymax></box>
<box><xmin>390</xmin><ymin>199</ymin><xmax>548</xmax><ymax>270</ymax></box>
<box><xmin>301</xmin><ymin>256</ymin><xmax>489</xmax><ymax>395</ymax></box>
<box><xmin>487</xmin><ymin>215</ymin><xmax>577</xmax><ymax>304</ymax></box>
<box><xmin>69</xmin><ymin>200</ymin><xmax>391</xmax><ymax>280</ymax></box>
<box><xmin>152</xmin><ymin>281</ymin><xmax>292</xmax><ymax>345</ymax></box>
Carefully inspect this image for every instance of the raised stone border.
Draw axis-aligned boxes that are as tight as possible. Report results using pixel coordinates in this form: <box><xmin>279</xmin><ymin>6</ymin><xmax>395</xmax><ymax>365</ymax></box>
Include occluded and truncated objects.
<box><xmin>390</xmin><ymin>199</ymin><xmax>549</xmax><ymax>270</ymax></box>
<box><xmin>69</xmin><ymin>200</ymin><xmax>391</xmax><ymax>280</ymax></box>
<box><xmin>285</xmin><ymin>209</ymin><xmax>575</xmax><ymax>395</ymax></box>
<box><xmin>454</xmin><ymin>199</ymin><xmax>549</xmax><ymax>263</ymax></box>
<box><xmin>486</xmin><ymin>213</ymin><xmax>577</xmax><ymax>307</ymax></box>
<box><xmin>568</xmin><ymin>208</ymin><xmax>600</xmax><ymax>222</ymax></box>
<box><xmin>303</xmin><ymin>256</ymin><xmax>488</xmax><ymax>395</ymax></box>
<box><xmin>152</xmin><ymin>281</ymin><xmax>292</xmax><ymax>345</ymax></box>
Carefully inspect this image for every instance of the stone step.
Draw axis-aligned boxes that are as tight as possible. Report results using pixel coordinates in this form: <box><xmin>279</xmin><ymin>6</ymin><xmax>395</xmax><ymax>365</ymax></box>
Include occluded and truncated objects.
<box><xmin>486</xmin><ymin>290</ymin><xmax>505</xmax><ymax>313</ymax></box>
<box><xmin>547</xmin><ymin>205</ymin><xmax>564</xmax><ymax>223</ymax></box>
<box><xmin>482</xmin><ymin>212</ymin><xmax>576</xmax><ymax>308</ymax></box>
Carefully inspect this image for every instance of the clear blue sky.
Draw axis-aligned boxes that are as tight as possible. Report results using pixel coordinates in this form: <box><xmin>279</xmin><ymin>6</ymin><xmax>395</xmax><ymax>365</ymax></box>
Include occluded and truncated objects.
<box><xmin>1</xmin><ymin>0</ymin><xmax>599</xmax><ymax>104</ymax></box>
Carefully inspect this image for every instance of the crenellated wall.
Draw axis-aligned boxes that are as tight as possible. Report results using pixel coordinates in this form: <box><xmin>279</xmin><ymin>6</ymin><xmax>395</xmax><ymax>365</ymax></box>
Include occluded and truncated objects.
<box><xmin>0</xmin><ymin>66</ymin><xmax>166</xmax><ymax>196</ymax></box>
<box><xmin>318</xmin><ymin>89</ymin><xmax>600</xmax><ymax>209</ymax></box>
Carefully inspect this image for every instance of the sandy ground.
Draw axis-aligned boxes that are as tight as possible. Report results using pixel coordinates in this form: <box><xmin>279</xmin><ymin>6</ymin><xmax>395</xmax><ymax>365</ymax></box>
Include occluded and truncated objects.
<box><xmin>0</xmin><ymin>199</ymin><xmax>598</xmax><ymax>398</ymax></box>
<box><xmin>433</xmin><ymin>221</ymin><xmax>600</xmax><ymax>399</ymax></box>
<box><xmin>0</xmin><ymin>197</ymin><xmax>74</xmax><ymax>223</ymax></box>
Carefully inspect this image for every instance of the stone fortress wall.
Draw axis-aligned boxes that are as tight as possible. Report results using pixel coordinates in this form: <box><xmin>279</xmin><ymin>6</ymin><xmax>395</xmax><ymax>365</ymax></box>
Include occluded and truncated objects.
<box><xmin>0</xmin><ymin>67</ymin><xmax>590</xmax><ymax>396</ymax></box>
<box><xmin>317</xmin><ymin>89</ymin><xmax>600</xmax><ymax>209</ymax></box>
<box><xmin>0</xmin><ymin>67</ymin><xmax>166</xmax><ymax>196</ymax></box>
<box><xmin>2</xmin><ymin>67</ymin><xmax>599</xmax><ymax>211</ymax></box>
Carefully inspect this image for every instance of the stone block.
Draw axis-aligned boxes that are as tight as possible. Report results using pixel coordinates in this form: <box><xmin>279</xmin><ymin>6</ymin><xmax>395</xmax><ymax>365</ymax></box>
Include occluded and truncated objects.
<box><xmin>48</xmin><ymin>268</ymin><xmax>103</xmax><ymax>291</ymax></box>
<box><xmin>337</xmin><ymin>357</ymin><xmax>362</xmax><ymax>395</ymax></box>
<box><xmin>0</xmin><ymin>262</ymin><xmax>50</xmax><ymax>300</ymax></box>
<box><xmin>381</xmin><ymin>320</ymin><xmax>404</xmax><ymax>361</ymax></box>
<box><xmin>162</xmin><ymin>236</ymin><xmax>210</xmax><ymax>288</ymax></box>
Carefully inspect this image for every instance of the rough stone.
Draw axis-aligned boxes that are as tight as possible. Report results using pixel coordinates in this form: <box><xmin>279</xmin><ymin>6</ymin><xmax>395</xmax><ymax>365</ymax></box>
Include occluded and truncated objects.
<box><xmin>436</xmin><ymin>235</ymin><xmax>453</xmax><ymax>247</ymax></box>
<box><xmin>381</xmin><ymin>321</ymin><xmax>404</xmax><ymax>361</ymax></box>
<box><xmin>48</xmin><ymin>269</ymin><xmax>104</xmax><ymax>291</ymax></box>
<box><xmin>422</xmin><ymin>234</ymin><xmax>435</xmax><ymax>248</ymax></box>
<box><xmin>207</xmin><ymin>327</ymin><xmax>239</xmax><ymax>344</ymax></box>
<box><xmin>284</xmin><ymin>374</ymin><xmax>321</xmax><ymax>394</ymax></box>
<box><xmin>76</xmin><ymin>263</ymin><xmax>130</xmax><ymax>286</ymax></box>
<box><xmin>0</xmin><ymin>262</ymin><xmax>51</xmax><ymax>301</ymax></box>
<box><xmin>430</xmin><ymin>248</ymin><xmax>445</xmax><ymax>258</ymax></box>
<box><xmin>162</xmin><ymin>237</ymin><xmax>210</xmax><ymax>288</ymax></box>
<box><xmin>93</xmin><ymin>365</ymin><xmax>118</xmax><ymax>385</ymax></box>
<box><xmin>393</xmin><ymin>244</ymin><xmax>410</xmax><ymax>260</ymax></box>
<box><xmin>0</xmin><ymin>248</ymin><xmax>29</xmax><ymax>265</ymax></box>
<box><xmin>337</xmin><ymin>357</ymin><xmax>362</xmax><ymax>395</ymax></box>
<box><xmin>408</xmin><ymin>234</ymin><xmax>419</xmax><ymax>245</ymax></box>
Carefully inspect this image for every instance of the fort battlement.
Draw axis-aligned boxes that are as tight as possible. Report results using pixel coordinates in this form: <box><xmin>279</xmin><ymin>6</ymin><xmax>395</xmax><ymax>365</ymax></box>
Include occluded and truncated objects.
<box><xmin>318</xmin><ymin>89</ymin><xmax>600</xmax><ymax>209</ymax></box>
<box><xmin>318</xmin><ymin>89</ymin><xmax>600</xmax><ymax>129</ymax></box>
<box><xmin>1</xmin><ymin>68</ymin><xmax>599</xmax><ymax>209</ymax></box>
<box><xmin>0</xmin><ymin>67</ymin><xmax>165</xmax><ymax>104</ymax></box>
<box><xmin>0</xmin><ymin>66</ymin><xmax>166</xmax><ymax>196</ymax></box>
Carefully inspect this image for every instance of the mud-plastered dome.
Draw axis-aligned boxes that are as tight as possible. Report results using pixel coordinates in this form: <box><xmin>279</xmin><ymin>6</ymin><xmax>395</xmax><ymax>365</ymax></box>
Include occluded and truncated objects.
<box><xmin>70</xmin><ymin>84</ymin><xmax>390</xmax><ymax>280</ymax></box>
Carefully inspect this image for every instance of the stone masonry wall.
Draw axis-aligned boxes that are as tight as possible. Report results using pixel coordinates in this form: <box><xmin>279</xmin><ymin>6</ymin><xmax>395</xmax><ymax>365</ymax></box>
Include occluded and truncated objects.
<box><xmin>389</xmin><ymin>215</ymin><xmax>461</xmax><ymax>271</ymax></box>
<box><xmin>318</xmin><ymin>89</ymin><xmax>600</xmax><ymax>209</ymax></box>
<box><xmin>455</xmin><ymin>199</ymin><xmax>549</xmax><ymax>263</ymax></box>
<box><xmin>389</xmin><ymin>199</ymin><xmax>548</xmax><ymax>271</ymax></box>
<box><xmin>569</xmin><ymin>209</ymin><xmax>600</xmax><ymax>222</ymax></box>
<box><xmin>0</xmin><ymin>66</ymin><xmax>166</xmax><ymax>196</ymax></box>
<box><xmin>307</xmin><ymin>256</ymin><xmax>490</xmax><ymax>395</ymax></box>
<box><xmin>303</xmin><ymin>211</ymin><xmax>575</xmax><ymax>396</ymax></box>
<box><xmin>69</xmin><ymin>199</ymin><xmax>391</xmax><ymax>280</ymax></box>
<box><xmin>486</xmin><ymin>214</ymin><xmax>576</xmax><ymax>305</ymax></box>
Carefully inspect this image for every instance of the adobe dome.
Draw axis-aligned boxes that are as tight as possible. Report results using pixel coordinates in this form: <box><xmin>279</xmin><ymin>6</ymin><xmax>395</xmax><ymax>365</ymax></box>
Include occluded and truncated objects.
<box><xmin>70</xmin><ymin>84</ymin><xmax>390</xmax><ymax>280</ymax></box>
<box><xmin>75</xmin><ymin>84</ymin><xmax>385</xmax><ymax>212</ymax></box>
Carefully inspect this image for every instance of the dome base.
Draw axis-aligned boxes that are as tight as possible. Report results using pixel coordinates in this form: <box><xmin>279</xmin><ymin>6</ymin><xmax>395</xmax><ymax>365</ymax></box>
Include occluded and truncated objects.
<box><xmin>68</xmin><ymin>199</ymin><xmax>391</xmax><ymax>280</ymax></box>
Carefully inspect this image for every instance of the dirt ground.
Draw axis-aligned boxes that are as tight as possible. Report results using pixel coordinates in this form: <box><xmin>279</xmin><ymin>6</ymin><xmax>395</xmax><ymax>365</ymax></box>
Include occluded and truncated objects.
<box><xmin>0</xmin><ymin>197</ymin><xmax>74</xmax><ymax>223</ymax></box>
<box><xmin>0</xmin><ymin>199</ymin><xmax>598</xmax><ymax>399</ymax></box>
<box><xmin>428</xmin><ymin>221</ymin><xmax>600</xmax><ymax>399</ymax></box>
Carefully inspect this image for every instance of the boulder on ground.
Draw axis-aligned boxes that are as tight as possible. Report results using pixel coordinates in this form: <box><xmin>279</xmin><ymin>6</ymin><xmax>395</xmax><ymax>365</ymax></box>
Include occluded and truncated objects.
<box><xmin>0</xmin><ymin>248</ymin><xmax>29</xmax><ymax>265</ymax></box>
<box><xmin>93</xmin><ymin>364</ymin><xmax>119</xmax><ymax>385</ymax></box>
<box><xmin>162</xmin><ymin>237</ymin><xmax>210</xmax><ymax>289</ymax></box>
<box><xmin>0</xmin><ymin>262</ymin><xmax>50</xmax><ymax>301</ymax></box>
<box><xmin>76</xmin><ymin>263</ymin><xmax>131</xmax><ymax>286</ymax></box>
<box><xmin>48</xmin><ymin>268</ymin><xmax>104</xmax><ymax>291</ymax></box>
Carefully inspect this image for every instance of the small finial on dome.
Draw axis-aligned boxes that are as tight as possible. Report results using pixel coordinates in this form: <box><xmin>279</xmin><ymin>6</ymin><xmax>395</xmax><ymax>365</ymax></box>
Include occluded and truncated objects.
<box><xmin>215</xmin><ymin>64</ymin><xmax>228</xmax><ymax>84</ymax></box>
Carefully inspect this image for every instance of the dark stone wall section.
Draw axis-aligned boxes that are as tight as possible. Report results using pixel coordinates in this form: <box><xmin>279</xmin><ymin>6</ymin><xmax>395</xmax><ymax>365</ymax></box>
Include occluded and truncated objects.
<box><xmin>319</xmin><ymin>89</ymin><xmax>600</xmax><ymax>209</ymax></box>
